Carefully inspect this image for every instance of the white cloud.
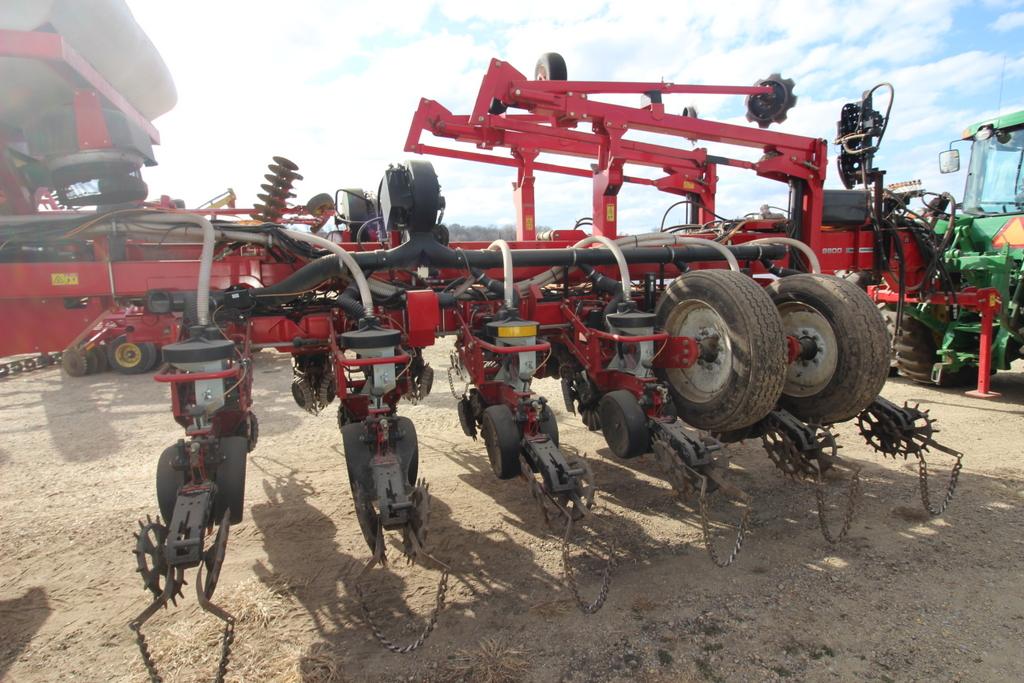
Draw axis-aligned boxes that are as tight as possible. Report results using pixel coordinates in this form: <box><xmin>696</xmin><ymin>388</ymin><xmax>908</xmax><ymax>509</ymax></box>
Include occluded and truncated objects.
<box><xmin>123</xmin><ymin>0</ymin><xmax>1022</xmax><ymax>230</ymax></box>
<box><xmin>990</xmin><ymin>10</ymin><xmax>1024</xmax><ymax>30</ymax></box>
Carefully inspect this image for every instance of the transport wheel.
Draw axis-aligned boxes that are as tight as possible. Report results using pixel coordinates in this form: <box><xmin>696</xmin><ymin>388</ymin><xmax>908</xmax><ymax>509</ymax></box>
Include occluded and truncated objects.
<box><xmin>61</xmin><ymin>347</ymin><xmax>89</xmax><ymax>377</ymax></box>
<box><xmin>86</xmin><ymin>346</ymin><xmax>108</xmax><ymax>374</ymax></box>
<box><xmin>655</xmin><ymin>270</ymin><xmax>786</xmax><ymax>432</ymax></box>
<box><xmin>156</xmin><ymin>444</ymin><xmax>186</xmax><ymax>523</ymax></box>
<box><xmin>341</xmin><ymin>422</ymin><xmax>380</xmax><ymax>551</ymax></box>
<box><xmin>894</xmin><ymin>314</ymin><xmax>976</xmax><ymax>387</ymax></box>
<box><xmin>213</xmin><ymin>436</ymin><xmax>249</xmax><ymax>525</ymax></box>
<box><xmin>535</xmin><ymin>52</ymin><xmax>567</xmax><ymax>80</ymax></box>
<box><xmin>107</xmin><ymin>336</ymin><xmax>159</xmax><ymax>374</ymax></box>
<box><xmin>481</xmin><ymin>404</ymin><xmax>522</xmax><ymax>480</ymax></box>
<box><xmin>537</xmin><ymin>404</ymin><xmax>559</xmax><ymax>446</ymax></box>
<box><xmin>598</xmin><ymin>390</ymin><xmax>650</xmax><ymax>459</ymax></box>
<box><xmin>767</xmin><ymin>274</ymin><xmax>889</xmax><ymax>424</ymax></box>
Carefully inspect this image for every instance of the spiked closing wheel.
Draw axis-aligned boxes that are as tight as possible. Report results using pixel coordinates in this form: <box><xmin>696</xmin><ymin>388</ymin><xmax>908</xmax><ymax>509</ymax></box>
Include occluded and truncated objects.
<box><xmin>745</xmin><ymin>73</ymin><xmax>797</xmax><ymax>128</ymax></box>
<box><xmin>134</xmin><ymin>516</ymin><xmax>184</xmax><ymax>604</ymax></box>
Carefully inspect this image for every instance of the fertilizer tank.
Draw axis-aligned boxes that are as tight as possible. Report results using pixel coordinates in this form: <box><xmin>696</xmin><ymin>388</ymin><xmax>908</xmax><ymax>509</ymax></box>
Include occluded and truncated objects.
<box><xmin>0</xmin><ymin>0</ymin><xmax>177</xmax><ymax>125</ymax></box>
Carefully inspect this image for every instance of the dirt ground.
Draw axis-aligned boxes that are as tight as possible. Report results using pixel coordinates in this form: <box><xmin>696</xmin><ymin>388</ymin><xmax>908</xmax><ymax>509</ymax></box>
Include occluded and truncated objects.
<box><xmin>1</xmin><ymin>341</ymin><xmax>1022</xmax><ymax>683</ymax></box>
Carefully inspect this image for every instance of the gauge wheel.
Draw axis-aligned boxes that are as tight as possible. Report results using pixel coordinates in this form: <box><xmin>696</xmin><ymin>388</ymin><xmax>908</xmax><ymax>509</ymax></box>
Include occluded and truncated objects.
<box><xmin>481</xmin><ymin>404</ymin><xmax>522</xmax><ymax>480</ymax></box>
<box><xmin>598</xmin><ymin>390</ymin><xmax>650</xmax><ymax>459</ymax></box>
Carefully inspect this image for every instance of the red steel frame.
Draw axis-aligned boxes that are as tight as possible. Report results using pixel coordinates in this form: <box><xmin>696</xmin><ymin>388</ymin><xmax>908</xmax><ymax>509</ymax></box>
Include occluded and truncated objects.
<box><xmin>871</xmin><ymin>286</ymin><xmax>1002</xmax><ymax>398</ymax></box>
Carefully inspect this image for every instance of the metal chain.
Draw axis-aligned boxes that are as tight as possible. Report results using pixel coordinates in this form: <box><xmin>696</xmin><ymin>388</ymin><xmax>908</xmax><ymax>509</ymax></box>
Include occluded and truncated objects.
<box><xmin>215</xmin><ymin>619</ymin><xmax>236</xmax><ymax>683</ymax></box>
<box><xmin>813</xmin><ymin>463</ymin><xmax>861</xmax><ymax>545</ymax></box>
<box><xmin>560</xmin><ymin>514</ymin><xmax>614</xmax><ymax>614</ymax></box>
<box><xmin>695</xmin><ymin>477</ymin><xmax>751</xmax><ymax>568</ymax></box>
<box><xmin>130</xmin><ymin>622</ymin><xmax>163</xmax><ymax>683</ymax></box>
<box><xmin>917</xmin><ymin>450</ymin><xmax>962</xmax><ymax>516</ymax></box>
<box><xmin>130</xmin><ymin>614</ymin><xmax>235</xmax><ymax>683</ymax></box>
<box><xmin>355</xmin><ymin>554</ymin><xmax>450</xmax><ymax>654</ymax></box>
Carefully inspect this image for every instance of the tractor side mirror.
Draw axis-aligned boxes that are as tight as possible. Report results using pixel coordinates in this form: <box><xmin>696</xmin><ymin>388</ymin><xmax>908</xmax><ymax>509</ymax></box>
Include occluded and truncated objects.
<box><xmin>939</xmin><ymin>149</ymin><xmax>960</xmax><ymax>174</ymax></box>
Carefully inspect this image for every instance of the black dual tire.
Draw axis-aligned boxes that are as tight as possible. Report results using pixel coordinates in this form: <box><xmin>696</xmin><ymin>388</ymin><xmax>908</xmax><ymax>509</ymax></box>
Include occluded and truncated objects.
<box><xmin>766</xmin><ymin>274</ymin><xmax>889</xmax><ymax>424</ymax></box>
<box><xmin>654</xmin><ymin>270</ymin><xmax>787</xmax><ymax>432</ymax></box>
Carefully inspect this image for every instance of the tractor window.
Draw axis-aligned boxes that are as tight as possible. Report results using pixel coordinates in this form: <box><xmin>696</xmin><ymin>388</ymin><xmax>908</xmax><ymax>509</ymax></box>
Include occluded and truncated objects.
<box><xmin>963</xmin><ymin>126</ymin><xmax>1024</xmax><ymax>215</ymax></box>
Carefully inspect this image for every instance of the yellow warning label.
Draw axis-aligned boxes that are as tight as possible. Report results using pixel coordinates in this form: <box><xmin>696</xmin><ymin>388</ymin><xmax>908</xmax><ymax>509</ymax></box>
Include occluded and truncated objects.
<box><xmin>525</xmin><ymin>216</ymin><xmax>534</xmax><ymax>230</ymax></box>
<box><xmin>51</xmin><ymin>272</ymin><xmax>79</xmax><ymax>286</ymax></box>
<box><xmin>606</xmin><ymin>204</ymin><xmax>616</xmax><ymax>223</ymax></box>
<box><xmin>682</xmin><ymin>181</ymin><xmax>695</xmax><ymax>190</ymax></box>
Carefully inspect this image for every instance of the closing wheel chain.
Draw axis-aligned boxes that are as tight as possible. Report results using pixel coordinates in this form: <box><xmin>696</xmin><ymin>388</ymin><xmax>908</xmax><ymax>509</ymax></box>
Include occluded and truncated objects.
<box><xmin>520</xmin><ymin>455</ymin><xmax>614</xmax><ymax>614</ymax></box>
<box><xmin>652</xmin><ymin>435</ymin><xmax>751</xmax><ymax>568</ymax></box>
<box><xmin>856</xmin><ymin>397</ymin><xmax>962</xmax><ymax>516</ymax></box>
<box><xmin>446</xmin><ymin>349</ymin><xmax>469</xmax><ymax>400</ymax></box>
<box><xmin>128</xmin><ymin>510</ymin><xmax>236</xmax><ymax>683</ymax></box>
<box><xmin>352</xmin><ymin>480</ymin><xmax>451</xmax><ymax>654</ymax></box>
<box><xmin>759</xmin><ymin>415</ymin><xmax>861</xmax><ymax>544</ymax></box>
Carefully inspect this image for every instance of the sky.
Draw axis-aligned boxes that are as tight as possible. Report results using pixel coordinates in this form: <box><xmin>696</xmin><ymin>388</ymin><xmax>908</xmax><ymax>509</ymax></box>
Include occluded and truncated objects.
<box><xmin>126</xmin><ymin>0</ymin><xmax>1024</xmax><ymax>233</ymax></box>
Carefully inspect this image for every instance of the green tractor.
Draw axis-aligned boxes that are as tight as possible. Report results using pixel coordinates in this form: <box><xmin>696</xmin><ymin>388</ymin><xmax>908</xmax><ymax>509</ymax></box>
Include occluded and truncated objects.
<box><xmin>885</xmin><ymin>110</ymin><xmax>1024</xmax><ymax>395</ymax></box>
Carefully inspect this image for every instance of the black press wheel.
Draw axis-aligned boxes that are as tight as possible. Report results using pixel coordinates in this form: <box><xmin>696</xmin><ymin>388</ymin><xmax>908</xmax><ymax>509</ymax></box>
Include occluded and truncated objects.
<box><xmin>107</xmin><ymin>336</ymin><xmax>159</xmax><ymax>374</ymax></box>
<box><xmin>393</xmin><ymin>416</ymin><xmax>420</xmax><ymax>485</ymax></box>
<box><xmin>535</xmin><ymin>52</ymin><xmax>567</xmax><ymax>80</ymax></box>
<box><xmin>481</xmin><ymin>404</ymin><xmax>522</xmax><ymax>480</ymax></box>
<box><xmin>213</xmin><ymin>436</ymin><xmax>249</xmax><ymax>525</ymax></box>
<box><xmin>598</xmin><ymin>390</ymin><xmax>650</xmax><ymax>459</ymax></box>
<box><xmin>767</xmin><ymin>274</ymin><xmax>889</xmax><ymax>424</ymax></box>
<box><xmin>654</xmin><ymin>269</ymin><xmax>787</xmax><ymax>432</ymax></box>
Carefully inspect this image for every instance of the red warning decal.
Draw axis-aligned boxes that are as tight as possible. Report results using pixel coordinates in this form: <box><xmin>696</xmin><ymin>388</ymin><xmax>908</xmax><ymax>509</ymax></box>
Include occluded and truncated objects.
<box><xmin>992</xmin><ymin>216</ymin><xmax>1024</xmax><ymax>249</ymax></box>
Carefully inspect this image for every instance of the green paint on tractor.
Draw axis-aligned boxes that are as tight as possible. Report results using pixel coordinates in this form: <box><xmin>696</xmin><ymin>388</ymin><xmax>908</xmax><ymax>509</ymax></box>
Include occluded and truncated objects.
<box><xmin>912</xmin><ymin>112</ymin><xmax>1024</xmax><ymax>380</ymax></box>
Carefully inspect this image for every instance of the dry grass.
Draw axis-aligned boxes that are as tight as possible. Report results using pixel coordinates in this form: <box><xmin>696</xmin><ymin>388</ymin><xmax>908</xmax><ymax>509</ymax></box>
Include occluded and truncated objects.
<box><xmin>117</xmin><ymin>577</ymin><xmax>299</xmax><ymax>683</ymax></box>
<box><xmin>437</xmin><ymin>637</ymin><xmax>530</xmax><ymax>683</ymax></box>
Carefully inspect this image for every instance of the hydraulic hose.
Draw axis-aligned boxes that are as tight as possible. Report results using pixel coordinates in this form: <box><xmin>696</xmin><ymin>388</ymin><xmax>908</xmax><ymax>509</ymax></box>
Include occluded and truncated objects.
<box><xmin>487</xmin><ymin>239</ymin><xmax>515</xmax><ymax>309</ymax></box>
<box><xmin>281</xmin><ymin>229</ymin><xmax>373</xmax><ymax>313</ymax></box>
<box><xmin>744</xmin><ymin>237</ymin><xmax>820</xmax><ymax>274</ymax></box>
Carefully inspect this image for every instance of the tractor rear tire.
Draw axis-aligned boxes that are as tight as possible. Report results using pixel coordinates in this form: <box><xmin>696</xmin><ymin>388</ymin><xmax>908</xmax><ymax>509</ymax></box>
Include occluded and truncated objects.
<box><xmin>213</xmin><ymin>436</ymin><xmax>249</xmax><ymax>525</ymax></box>
<box><xmin>598</xmin><ymin>390</ymin><xmax>650</xmax><ymax>459</ymax></box>
<box><xmin>894</xmin><ymin>315</ymin><xmax>976</xmax><ymax>387</ymax></box>
<box><xmin>481</xmin><ymin>404</ymin><xmax>521</xmax><ymax>480</ymax></box>
<box><xmin>767</xmin><ymin>274</ymin><xmax>889</xmax><ymax>424</ymax></box>
<box><xmin>654</xmin><ymin>270</ymin><xmax>786</xmax><ymax>432</ymax></box>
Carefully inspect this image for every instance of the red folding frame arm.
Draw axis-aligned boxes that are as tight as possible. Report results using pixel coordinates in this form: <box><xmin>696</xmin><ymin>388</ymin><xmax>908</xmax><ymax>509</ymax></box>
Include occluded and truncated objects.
<box><xmin>407</xmin><ymin>57</ymin><xmax>828</xmax><ymax>241</ymax></box>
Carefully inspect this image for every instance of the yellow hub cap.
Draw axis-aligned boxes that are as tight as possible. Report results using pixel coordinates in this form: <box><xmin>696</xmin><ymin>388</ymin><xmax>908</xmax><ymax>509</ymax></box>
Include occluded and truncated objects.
<box><xmin>114</xmin><ymin>342</ymin><xmax>143</xmax><ymax>368</ymax></box>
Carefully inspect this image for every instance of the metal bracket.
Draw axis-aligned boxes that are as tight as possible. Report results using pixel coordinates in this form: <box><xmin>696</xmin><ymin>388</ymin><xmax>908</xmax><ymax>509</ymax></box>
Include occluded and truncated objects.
<box><xmin>522</xmin><ymin>436</ymin><xmax>582</xmax><ymax>495</ymax></box>
<box><xmin>372</xmin><ymin>458</ymin><xmax>413</xmax><ymax>529</ymax></box>
<box><xmin>650</xmin><ymin>417</ymin><xmax>718</xmax><ymax>468</ymax></box>
<box><xmin>165</xmin><ymin>484</ymin><xmax>213</xmax><ymax>568</ymax></box>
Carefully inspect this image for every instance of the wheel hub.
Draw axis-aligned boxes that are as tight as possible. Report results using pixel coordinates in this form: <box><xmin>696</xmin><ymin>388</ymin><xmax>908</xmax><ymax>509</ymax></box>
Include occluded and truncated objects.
<box><xmin>778</xmin><ymin>305</ymin><xmax>837</xmax><ymax>398</ymax></box>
